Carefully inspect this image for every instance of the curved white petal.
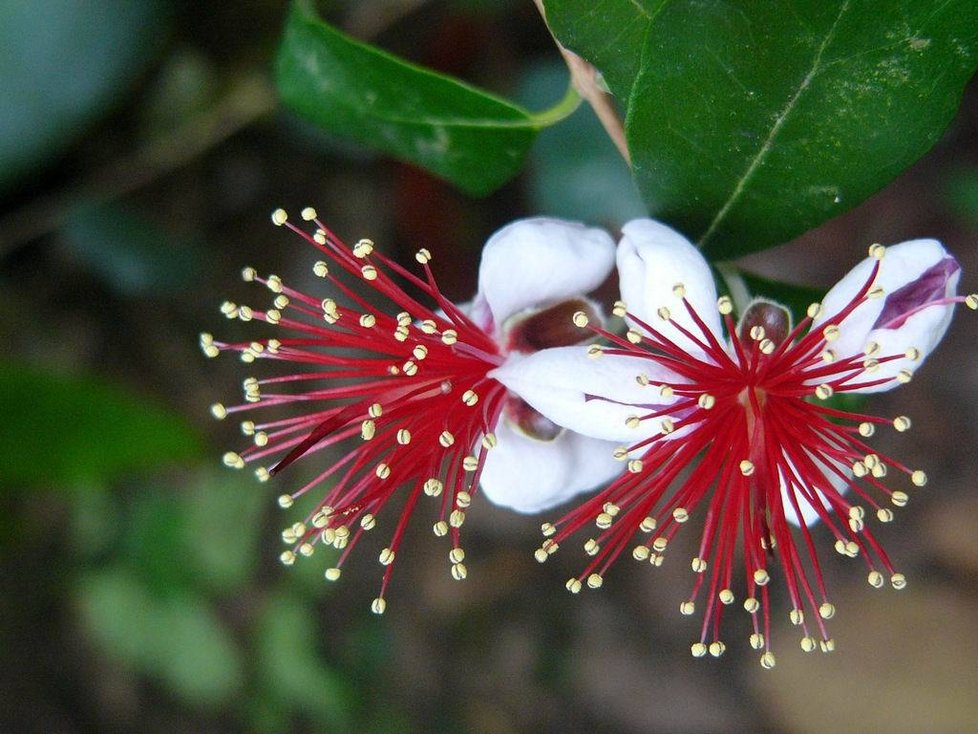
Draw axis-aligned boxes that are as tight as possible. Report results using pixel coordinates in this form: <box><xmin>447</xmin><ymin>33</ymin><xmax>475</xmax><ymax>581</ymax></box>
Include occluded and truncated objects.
<box><xmin>814</xmin><ymin>239</ymin><xmax>959</xmax><ymax>393</ymax></box>
<box><xmin>477</xmin><ymin>217</ymin><xmax>616</xmax><ymax>330</ymax></box>
<box><xmin>479</xmin><ymin>418</ymin><xmax>622</xmax><ymax>514</ymax></box>
<box><xmin>490</xmin><ymin>347</ymin><xmax>681</xmax><ymax>443</ymax></box>
<box><xmin>617</xmin><ymin>219</ymin><xmax>723</xmax><ymax>358</ymax></box>
<box><xmin>779</xmin><ymin>461</ymin><xmax>850</xmax><ymax>527</ymax></box>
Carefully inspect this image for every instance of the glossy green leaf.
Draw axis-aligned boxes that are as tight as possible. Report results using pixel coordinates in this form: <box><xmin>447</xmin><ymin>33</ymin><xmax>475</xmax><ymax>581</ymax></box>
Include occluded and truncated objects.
<box><xmin>0</xmin><ymin>0</ymin><xmax>168</xmax><ymax>193</ymax></box>
<box><xmin>545</xmin><ymin>1</ymin><xmax>978</xmax><ymax>257</ymax></box>
<box><xmin>275</xmin><ymin>0</ymin><xmax>550</xmax><ymax>196</ymax></box>
<box><xmin>628</xmin><ymin>0</ymin><xmax>978</xmax><ymax>257</ymax></box>
<box><xmin>0</xmin><ymin>362</ymin><xmax>202</xmax><ymax>487</ymax></box>
<box><xmin>543</xmin><ymin>0</ymin><xmax>666</xmax><ymax>99</ymax></box>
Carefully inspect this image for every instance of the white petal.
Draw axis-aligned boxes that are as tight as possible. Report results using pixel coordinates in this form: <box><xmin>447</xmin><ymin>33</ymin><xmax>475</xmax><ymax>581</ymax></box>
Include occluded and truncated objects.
<box><xmin>617</xmin><ymin>219</ymin><xmax>723</xmax><ymax>358</ymax></box>
<box><xmin>479</xmin><ymin>418</ymin><xmax>622</xmax><ymax>514</ymax></box>
<box><xmin>814</xmin><ymin>239</ymin><xmax>959</xmax><ymax>392</ymax></box>
<box><xmin>779</xmin><ymin>463</ymin><xmax>848</xmax><ymax>527</ymax></box>
<box><xmin>490</xmin><ymin>347</ymin><xmax>680</xmax><ymax>443</ymax></box>
<box><xmin>477</xmin><ymin>217</ymin><xmax>615</xmax><ymax>331</ymax></box>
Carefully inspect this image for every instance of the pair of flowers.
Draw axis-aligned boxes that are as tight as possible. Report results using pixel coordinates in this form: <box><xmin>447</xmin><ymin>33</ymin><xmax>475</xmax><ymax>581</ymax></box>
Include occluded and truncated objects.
<box><xmin>203</xmin><ymin>209</ymin><xmax>971</xmax><ymax>664</ymax></box>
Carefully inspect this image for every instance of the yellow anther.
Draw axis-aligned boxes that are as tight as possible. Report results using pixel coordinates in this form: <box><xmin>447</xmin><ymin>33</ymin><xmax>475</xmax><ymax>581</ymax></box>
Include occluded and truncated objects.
<box><xmin>822</xmin><ymin>324</ymin><xmax>840</xmax><ymax>341</ymax></box>
<box><xmin>432</xmin><ymin>520</ymin><xmax>449</xmax><ymax>537</ymax></box>
<box><xmin>223</xmin><ymin>451</ymin><xmax>245</xmax><ymax>469</ymax></box>
<box><xmin>439</xmin><ymin>430</ymin><xmax>455</xmax><ymax>447</ymax></box>
<box><xmin>566</xmin><ymin>578</ymin><xmax>583</xmax><ymax>594</ymax></box>
<box><xmin>800</xmin><ymin>637</ymin><xmax>817</xmax><ymax>653</ymax></box>
<box><xmin>632</xmin><ymin>545</ymin><xmax>650</xmax><ymax>561</ymax></box>
<box><xmin>253</xmin><ymin>431</ymin><xmax>269</xmax><ymax>447</ymax></box>
<box><xmin>807</xmin><ymin>302</ymin><xmax>824</xmax><ymax>319</ymax></box>
<box><xmin>534</xmin><ymin>547</ymin><xmax>549</xmax><ymax>563</ymax></box>
<box><xmin>583</xmin><ymin>538</ymin><xmax>600</xmax><ymax>556</ymax></box>
<box><xmin>361</xmin><ymin>264</ymin><xmax>378</xmax><ymax>280</ymax></box>
<box><xmin>462</xmin><ymin>455</ymin><xmax>479</xmax><ymax>472</ymax></box>
<box><xmin>361</xmin><ymin>419</ymin><xmax>376</xmax><ymax>441</ymax></box>
<box><xmin>595</xmin><ymin>512</ymin><xmax>613</xmax><ymax>529</ymax></box>
<box><xmin>709</xmin><ymin>641</ymin><xmax>726</xmax><ymax>658</ymax></box>
<box><xmin>819</xmin><ymin>602</ymin><xmax>836</xmax><ymax>619</ymax></box>
<box><xmin>412</xmin><ymin>345</ymin><xmax>429</xmax><ymax>361</ymax></box>
<box><xmin>672</xmin><ymin>283</ymin><xmax>687</xmax><ymax>298</ymax></box>
<box><xmin>298</xmin><ymin>542</ymin><xmax>314</xmax><ymax>557</ymax></box>
<box><xmin>789</xmin><ymin>609</ymin><xmax>804</xmax><ymax>625</ymax></box>
<box><xmin>210</xmin><ymin>403</ymin><xmax>227</xmax><ymax>420</ymax></box>
<box><xmin>749</xmin><ymin>632</ymin><xmax>764</xmax><ymax>649</ymax></box>
<box><xmin>652</xmin><ymin>537</ymin><xmax>668</xmax><ymax>552</ymax></box>
<box><xmin>255</xmin><ymin>467</ymin><xmax>270</xmax><ymax>482</ymax></box>
<box><xmin>612</xmin><ymin>300</ymin><xmax>628</xmax><ymax>317</ymax></box>
<box><xmin>911</xmin><ymin>470</ymin><xmax>927</xmax><ymax>487</ymax></box>
<box><xmin>265</xmin><ymin>274</ymin><xmax>284</xmax><ymax>293</ymax></box>
<box><xmin>674</xmin><ymin>508</ymin><xmax>690</xmax><ymax>523</ymax></box>
<box><xmin>541</xmin><ymin>522</ymin><xmax>556</xmax><ymax>537</ymax></box>
<box><xmin>753</xmin><ymin>569</ymin><xmax>770</xmax><ymax>586</ymax></box>
<box><xmin>759</xmin><ymin>338</ymin><xmax>775</xmax><ymax>354</ymax></box>
<box><xmin>625</xmin><ymin>415</ymin><xmax>641</xmax><ymax>429</ymax></box>
<box><xmin>717</xmin><ymin>296</ymin><xmax>733</xmax><ymax>315</ymax></box>
<box><xmin>759</xmin><ymin>651</ymin><xmax>777</xmax><ymax>670</ymax></box>
<box><xmin>451</xmin><ymin>563</ymin><xmax>467</xmax><ymax>580</ymax></box>
<box><xmin>852</xmin><ymin>461</ymin><xmax>867</xmax><ymax>477</ymax></box>
<box><xmin>868</xmin><ymin>243</ymin><xmax>886</xmax><ymax>259</ymax></box>
<box><xmin>656</xmin><ymin>306</ymin><xmax>671</xmax><ymax>321</ymax></box>
<box><xmin>371</xmin><ymin>597</ymin><xmax>387</xmax><ymax>615</ymax></box>
<box><xmin>572</xmin><ymin>310</ymin><xmax>590</xmax><ymax>328</ymax></box>
<box><xmin>299</xmin><ymin>206</ymin><xmax>317</xmax><ymax>221</ymax></box>
<box><xmin>415</xmin><ymin>248</ymin><xmax>432</xmax><ymax>264</ymax></box>
<box><xmin>690</xmin><ymin>642</ymin><xmax>707</xmax><ymax>658</ymax></box>
<box><xmin>820</xmin><ymin>639</ymin><xmax>836</xmax><ymax>653</ymax></box>
<box><xmin>375</xmin><ymin>463</ymin><xmax>391</xmax><ymax>479</ymax></box>
<box><xmin>324</xmin><ymin>567</ymin><xmax>341</xmax><ymax>582</ymax></box>
<box><xmin>893</xmin><ymin>416</ymin><xmax>911</xmax><ymax>432</ymax></box>
<box><xmin>360</xmin><ymin>514</ymin><xmax>376</xmax><ymax>531</ymax></box>
<box><xmin>396</xmin><ymin>428</ymin><xmax>412</xmax><ymax>445</ymax></box>
<box><xmin>691</xmin><ymin>557</ymin><xmax>707</xmax><ymax>573</ymax></box>
<box><xmin>858</xmin><ymin>422</ymin><xmax>875</xmax><ymax>437</ymax></box>
<box><xmin>639</xmin><ymin>516</ymin><xmax>657</xmax><ymax>533</ymax></box>
<box><xmin>966</xmin><ymin>294</ymin><xmax>978</xmax><ymax>310</ymax></box>
<box><xmin>456</xmin><ymin>491</ymin><xmax>472</xmax><ymax>509</ymax></box>
<box><xmin>820</xmin><ymin>349</ymin><xmax>836</xmax><ymax>363</ymax></box>
<box><xmin>871</xmin><ymin>462</ymin><xmax>887</xmax><ymax>479</ymax></box>
<box><xmin>449</xmin><ymin>510</ymin><xmax>465</xmax><ymax>528</ymax></box>
<box><xmin>441</xmin><ymin>329</ymin><xmax>458</xmax><ymax>346</ymax></box>
<box><xmin>868</xmin><ymin>570</ymin><xmax>885</xmax><ymax>588</ymax></box>
<box><xmin>237</xmin><ymin>305</ymin><xmax>254</xmax><ymax>322</ymax></box>
<box><xmin>891</xmin><ymin>573</ymin><xmax>907</xmax><ymax>589</ymax></box>
<box><xmin>241</xmin><ymin>266</ymin><xmax>257</xmax><ymax>282</ymax></box>
<box><xmin>660</xmin><ymin>418</ymin><xmax>675</xmax><ymax>435</ymax></box>
<box><xmin>402</xmin><ymin>360</ymin><xmax>418</xmax><ymax>376</ymax></box>
<box><xmin>739</xmin><ymin>460</ymin><xmax>755</xmax><ymax>476</ymax></box>
<box><xmin>867</xmin><ymin>286</ymin><xmax>885</xmax><ymax>299</ymax></box>
<box><xmin>626</xmin><ymin>328</ymin><xmax>643</xmax><ymax>344</ymax></box>
<box><xmin>313</xmin><ymin>230</ymin><xmax>327</xmax><ymax>245</ymax></box>
<box><xmin>659</xmin><ymin>384</ymin><xmax>674</xmax><ymax>398</ymax></box>
<box><xmin>586</xmin><ymin>344</ymin><xmax>604</xmax><ymax>358</ymax></box>
<box><xmin>367</xmin><ymin>403</ymin><xmax>383</xmax><ymax>418</ymax></box>
<box><xmin>719</xmin><ymin>589</ymin><xmax>735</xmax><ymax>605</ymax></box>
<box><xmin>864</xmin><ymin>341</ymin><xmax>880</xmax><ymax>356</ymax></box>
<box><xmin>680</xmin><ymin>601</ymin><xmax>695</xmax><ymax>616</ymax></box>
<box><xmin>627</xmin><ymin>459</ymin><xmax>644</xmax><ymax>474</ymax></box>
<box><xmin>277</xmin><ymin>495</ymin><xmax>294</xmax><ymax>510</ymax></box>
<box><xmin>749</xmin><ymin>325</ymin><xmax>765</xmax><ymax>341</ymax></box>
<box><xmin>586</xmin><ymin>573</ymin><xmax>603</xmax><ymax>589</ymax></box>
<box><xmin>353</xmin><ymin>238</ymin><xmax>374</xmax><ymax>258</ymax></box>
<box><xmin>849</xmin><ymin>515</ymin><xmax>865</xmax><ymax>533</ymax></box>
<box><xmin>697</xmin><ymin>393</ymin><xmax>716</xmax><ymax>410</ymax></box>
<box><xmin>896</xmin><ymin>369</ymin><xmax>913</xmax><ymax>383</ymax></box>
<box><xmin>815</xmin><ymin>384</ymin><xmax>834</xmax><ymax>400</ymax></box>
<box><xmin>891</xmin><ymin>490</ymin><xmax>909</xmax><ymax>507</ymax></box>
<box><xmin>481</xmin><ymin>432</ymin><xmax>498</xmax><ymax>449</ymax></box>
<box><xmin>271</xmin><ymin>208</ymin><xmax>288</xmax><ymax>226</ymax></box>
<box><xmin>279</xmin><ymin>550</ymin><xmax>296</xmax><ymax>566</ymax></box>
<box><xmin>419</xmin><ymin>319</ymin><xmax>437</xmax><ymax>334</ymax></box>
<box><xmin>613</xmin><ymin>447</ymin><xmax>629</xmax><ymax>461</ymax></box>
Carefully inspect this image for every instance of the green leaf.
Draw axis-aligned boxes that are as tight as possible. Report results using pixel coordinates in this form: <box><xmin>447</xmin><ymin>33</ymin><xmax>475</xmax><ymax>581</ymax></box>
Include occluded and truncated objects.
<box><xmin>275</xmin><ymin>0</ymin><xmax>550</xmax><ymax>196</ymax></box>
<box><xmin>0</xmin><ymin>0</ymin><xmax>168</xmax><ymax>193</ymax></box>
<box><xmin>624</xmin><ymin>0</ymin><xmax>978</xmax><ymax>258</ymax></box>
<box><xmin>0</xmin><ymin>362</ymin><xmax>203</xmax><ymax>487</ymax></box>
<box><xmin>78</xmin><ymin>568</ymin><xmax>244</xmax><ymax>704</ymax></box>
<box><xmin>543</xmin><ymin>0</ymin><xmax>667</xmax><ymax>100</ymax></box>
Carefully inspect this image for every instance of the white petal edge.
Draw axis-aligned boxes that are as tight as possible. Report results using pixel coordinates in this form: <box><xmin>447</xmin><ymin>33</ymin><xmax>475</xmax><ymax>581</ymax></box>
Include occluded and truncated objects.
<box><xmin>814</xmin><ymin>239</ymin><xmax>958</xmax><ymax>391</ymax></box>
<box><xmin>490</xmin><ymin>347</ymin><xmax>681</xmax><ymax>443</ymax></box>
<box><xmin>476</xmin><ymin>217</ymin><xmax>616</xmax><ymax>332</ymax></box>
<box><xmin>617</xmin><ymin>219</ymin><xmax>723</xmax><ymax>358</ymax></box>
<box><xmin>479</xmin><ymin>418</ymin><xmax>622</xmax><ymax>514</ymax></box>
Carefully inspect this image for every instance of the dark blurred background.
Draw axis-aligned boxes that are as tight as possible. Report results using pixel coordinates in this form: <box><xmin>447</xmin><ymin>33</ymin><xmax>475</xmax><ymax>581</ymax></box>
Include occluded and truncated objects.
<box><xmin>2</xmin><ymin>1</ymin><xmax>977</xmax><ymax>732</ymax></box>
